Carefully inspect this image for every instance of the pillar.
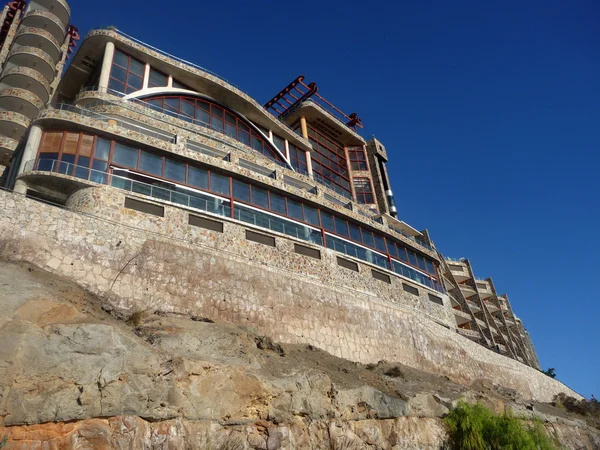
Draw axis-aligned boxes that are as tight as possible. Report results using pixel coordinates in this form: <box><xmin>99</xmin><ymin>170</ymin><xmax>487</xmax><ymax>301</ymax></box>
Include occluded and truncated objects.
<box><xmin>98</xmin><ymin>41</ymin><xmax>116</xmax><ymax>93</ymax></box>
<box><xmin>14</xmin><ymin>125</ymin><xmax>43</xmax><ymax>194</ymax></box>
<box><xmin>299</xmin><ymin>116</ymin><xmax>313</xmax><ymax>178</ymax></box>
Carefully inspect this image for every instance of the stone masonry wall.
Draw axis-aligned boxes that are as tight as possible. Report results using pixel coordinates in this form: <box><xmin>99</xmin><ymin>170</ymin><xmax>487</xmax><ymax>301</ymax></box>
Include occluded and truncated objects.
<box><xmin>0</xmin><ymin>187</ymin><xmax>581</xmax><ymax>402</ymax></box>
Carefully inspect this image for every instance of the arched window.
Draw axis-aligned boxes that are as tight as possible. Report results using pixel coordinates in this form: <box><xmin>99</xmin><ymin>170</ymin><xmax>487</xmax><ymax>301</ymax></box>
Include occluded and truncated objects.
<box><xmin>142</xmin><ymin>95</ymin><xmax>284</xmax><ymax>164</ymax></box>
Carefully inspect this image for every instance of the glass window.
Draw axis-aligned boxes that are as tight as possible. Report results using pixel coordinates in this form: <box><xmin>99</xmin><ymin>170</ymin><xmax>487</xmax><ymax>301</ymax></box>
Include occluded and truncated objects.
<box><xmin>408</xmin><ymin>251</ymin><xmax>418</xmax><ymax>267</ymax></box>
<box><xmin>374</xmin><ymin>235</ymin><xmax>386</xmax><ymax>253</ymax></box>
<box><xmin>251</xmin><ymin>186</ymin><xmax>269</xmax><ymax>209</ymax></box>
<box><xmin>113</xmin><ymin>50</ymin><xmax>128</xmax><ymax>68</ymax></box>
<box><xmin>348</xmin><ymin>146</ymin><xmax>368</xmax><ymax>171</ymax></box>
<box><xmin>335</xmin><ymin>217</ymin><xmax>349</xmax><ymax>237</ymax></box>
<box><xmin>397</xmin><ymin>246</ymin><xmax>408</xmax><ymax>262</ymax></box>
<box><xmin>354</xmin><ymin>178</ymin><xmax>374</xmax><ymax>204</ymax></box>
<box><xmin>425</xmin><ymin>260</ymin><xmax>435</xmax><ymax>275</ymax></box>
<box><xmin>149</xmin><ymin>69</ymin><xmax>168</xmax><ymax>87</ymax></box>
<box><xmin>195</xmin><ymin>107</ymin><xmax>210</xmax><ymax>124</ymax></box>
<box><xmin>210</xmin><ymin>172</ymin><xmax>230</xmax><ymax>196</ymax></box>
<box><xmin>165</xmin><ymin>159</ymin><xmax>186</xmax><ymax>182</ymax></box>
<box><xmin>188</xmin><ymin>166</ymin><xmax>208</xmax><ymax>189</ymax></box>
<box><xmin>273</xmin><ymin>135</ymin><xmax>285</xmax><ymax>153</ymax></box>
<box><xmin>113</xmin><ymin>143</ymin><xmax>138</xmax><ymax>168</ymax></box>
<box><xmin>232</xmin><ymin>179</ymin><xmax>251</xmax><ymax>202</ymax></box>
<box><xmin>303</xmin><ymin>205</ymin><xmax>320</xmax><ymax>226</ymax></box>
<box><xmin>362</xmin><ymin>229</ymin><xmax>374</xmax><ymax>248</ymax></box>
<box><xmin>128</xmin><ymin>58</ymin><xmax>145</xmax><ymax>77</ymax></box>
<box><xmin>287</xmin><ymin>199</ymin><xmax>303</xmax><ymax>221</ymax></box>
<box><xmin>349</xmin><ymin>223</ymin><xmax>362</xmax><ymax>242</ymax></box>
<box><xmin>321</xmin><ymin>212</ymin><xmax>335</xmax><ymax>232</ymax></box>
<box><xmin>387</xmin><ymin>240</ymin><xmax>398</xmax><ymax>258</ymax></box>
<box><xmin>269</xmin><ymin>192</ymin><xmax>286</xmax><ymax>214</ymax></box>
<box><xmin>417</xmin><ymin>256</ymin><xmax>427</xmax><ymax>271</ymax></box>
<box><xmin>139</xmin><ymin>150</ymin><xmax>162</xmax><ymax>175</ymax></box>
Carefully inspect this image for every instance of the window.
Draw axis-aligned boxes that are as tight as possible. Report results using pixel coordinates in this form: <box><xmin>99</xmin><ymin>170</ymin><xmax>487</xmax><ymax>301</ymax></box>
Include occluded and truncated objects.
<box><xmin>354</xmin><ymin>178</ymin><xmax>374</xmax><ymax>204</ymax></box>
<box><xmin>372</xmin><ymin>269</ymin><xmax>391</xmax><ymax>284</ymax></box>
<box><xmin>294</xmin><ymin>244</ymin><xmax>321</xmax><ymax>259</ymax></box>
<box><xmin>428</xmin><ymin>294</ymin><xmax>444</xmax><ymax>306</ymax></box>
<box><xmin>288</xmin><ymin>143</ymin><xmax>308</xmax><ymax>174</ymax></box>
<box><xmin>299</xmin><ymin>122</ymin><xmax>351</xmax><ymax>197</ymax></box>
<box><xmin>189</xmin><ymin>215</ymin><xmax>223</xmax><ymax>233</ymax></box>
<box><xmin>109</xmin><ymin>50</ymin><xmax>144</xmax><ymax>94</ymax></box>
<box><xmin>124</xmin><ymin>197</ymin><xmax>164</xmax><ymax>217</ymax></box>
<box><xmin>142</xmin><ymin>95</ymin><xmax>284</xmax><ymax>165</ymax></box>
<box><xmin>403</xmin><ymin>283</ymin><xmax>419</xmax><ymax>296</ymax></box>
<box><xmin>148</xmin><ymin>68</ymin><xmax>168</xmax><ymax>88</ymax></box>
<box><xmin>348</xmin><ymin>146</ymin><xmax>368</xmax><ymax>171</ymax></box>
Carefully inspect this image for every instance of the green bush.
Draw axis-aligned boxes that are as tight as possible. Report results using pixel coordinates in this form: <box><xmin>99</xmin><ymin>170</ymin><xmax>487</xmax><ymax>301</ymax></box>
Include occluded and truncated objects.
<box><xmin>444</xmin><ymin>402</ymin><xmax>558</xmax><ymax>450</ymax></box>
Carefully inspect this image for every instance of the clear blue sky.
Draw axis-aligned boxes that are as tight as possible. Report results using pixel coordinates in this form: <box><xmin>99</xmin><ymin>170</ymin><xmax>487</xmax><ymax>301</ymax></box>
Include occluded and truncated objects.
<box><xmin>68</xmin><ymin>0</ymin><xmax>599</xmax><ymax>398</ymax></box>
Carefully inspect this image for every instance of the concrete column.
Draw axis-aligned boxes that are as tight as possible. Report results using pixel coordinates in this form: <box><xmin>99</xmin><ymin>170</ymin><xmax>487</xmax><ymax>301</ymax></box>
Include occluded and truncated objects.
<box><xmin>142</xmin><ymin>63</ymin><xmax>150</xmax><ymax>89</ymax></box>
<box><xmin>299</xmin><ymin>116</ymin><xmax>309</xmax><ymax>139</ymax></box>
<box><xmin>298</xmin><ymin>116</ymin><xmax>313</xmax><ymax>178</ymax></box>
<box><xmin>98</xmin><ymin>41</ymin><xmax>116</xmax><ymax>93</ymax></box>
<box><xmin>14</xmin><ymin>125</ymin><xmax>43</xmax><ymax>194</ymax></box>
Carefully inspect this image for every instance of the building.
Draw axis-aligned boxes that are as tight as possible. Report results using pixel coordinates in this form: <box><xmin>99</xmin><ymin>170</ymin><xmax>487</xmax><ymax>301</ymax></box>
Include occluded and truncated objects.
<box><xmin>0</xmin><ymin>0</ymin><xmax>540</xmax><ymax>370</ymax></box>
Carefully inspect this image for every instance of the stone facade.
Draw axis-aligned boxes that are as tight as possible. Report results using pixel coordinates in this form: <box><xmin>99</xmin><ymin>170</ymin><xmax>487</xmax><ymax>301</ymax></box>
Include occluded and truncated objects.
<box><xmin>0</xmin><ymin>188</ymin><xmax>581</xmax><ymax>403</ymax></box>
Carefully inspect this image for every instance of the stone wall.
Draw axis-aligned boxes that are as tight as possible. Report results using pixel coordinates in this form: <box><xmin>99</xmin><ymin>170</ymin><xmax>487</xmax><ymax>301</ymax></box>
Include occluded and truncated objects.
<box><xmin>0</xmin><ymin>187</ymin><xmax>581</xmax><ymax>402</ymax></box>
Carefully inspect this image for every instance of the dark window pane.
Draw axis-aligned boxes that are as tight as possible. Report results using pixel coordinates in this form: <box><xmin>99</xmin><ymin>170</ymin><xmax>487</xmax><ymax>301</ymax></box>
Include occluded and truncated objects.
<box><xmin>94</xmin><ymin>138</ymin><xmax>111</xmax><ymax>160</ymax></box>
<box><xmin>181</xmin><ymin>100</ymin><xmax>195</xmax><ymax>118</ymax></box>
<box><xmin>303</xmin><ymin>205</ymin><xmax>320</xmax><ymax>226</ymax></box>
<box><xmin>149</xmin><ymin>69</ymin><xmax>167</xmax><ymax>87</ymax></box>
<box><xmin>113</xmin><ymin>50</ymin><xmax>129</xmax><ymax>67</ymax></box>
<box><xmin>397</xmin><ymin>246</ymin><xmax>408</xmax><ymax>262</ymax></box>
<box><xmin>211</xmin><ymin>105</ymin><xmax>223</xmax><ymax>119</ymax></box>
<box><xmin>269</xmin><ymin>192</ymin><xmax>286</xmax><ymax>214</ymax></box>
<box><xmin>238</xmin><ymin>130</ymin><xmax>250</xmax><ymax>146</ymax></box>
<box><xmin>165</xmin><ymin>97</ymin><xmax>179</xmax><ymax>110</ymax></box>
<box><xmin>111</xmin><ymin>66</ymin><xmax>127</xmax><ymax>83</ymax></box>
<box><xmin>165</xmin><ymin>159</ymin><xmax>186</xmax><ymax>182</ymax></box>
<box><xmin>139</xmin><ymin>151</ymin><xmax>163</xmax><ymax>175</ymax></box>
<box><xmin>426</xmin><ymin>260</ymin><xmax>435</xmax><ymax>275</ymax></box>
<box><xmin>349</xmin><ymin>223</ymin><xmax>362</xmax><ymax>242</ymax></box>
<box><xmin>362</xmin><ymin>230</ymin><xmax>374</xmax><ymax>248</ymax></box>
<box><xmin>321</xmin><ymin>212</ymin><xmax>335</xmax><ymax>232</ymax></box>
<box><xmin>210</xmin><ymin>172</ymin><xmax>230</xmax><ymax>196</ymax></box>
<box><xmin>417</xmin><ymin>256</ymin><xmax>427</xmax><ymax>271</ymax></box>
<box><xmin>374</xmin><ymin>235</ymin><xmax>386</xmax><ymax>252</ymax></box>
<box><xmin>108</xmin><ymin>80</ymin><xmax>125</xmax><ymax>93</ymax></box>
<box><xmin>225</xmin><ymin>112</ymin><xmax>236</xmax><ymax>125</ymax></box>
<box><xmin>387</xmin><ymin>240</ymin><xmax>398</xmax><ymax>258</ymax></box>
<box><xmin>225</xmin><ymin>123</ymin><xmax>237</xmax><ymax>139</ymax></box>
<box><xmin>252</xmin><ymin>135</ymin><xmax>262</xmax><ymax>151</ymax></box>
<box><xmin>232</xmin><ymin>179</ymin><xmax>251</xmax><ymax>202</ymax></box>
<box><xmin>196</xmin><ymin>107</ymin><xmax>210</xmax><ymax>124</ymax></box>
<box><xmin>335</xmin><ymin>217</ymin><xmax>349</xmax><ymax>237</ymax></box>
<box><xmin>129</xmin><ymin>58</ymin><xmax>145</xmax><ymax>77</ymax></box>
<box><xmin>113</xmin><ymin>143</ymin><xmax>138</xmax><ymax>168</ymax></box>
<box><xmin>188</xmin><ymin>166</ymin><xmax>208</xmax><ymax>189</ymax></box>
<box><xmin>408</xmin><ymin>251</ymin><xmax>418</xmax><ymax>267</ymax></box>
<box><xmin>128</xmin><ymin>74</ymin><xmax>143</xmax><ymax>91</ymax></box>
<box><xmin>212</xmin><ymin>117</ymin><xmax>224</xmax><ymax>132</ymax></box>
<box><xmin>251</xmin><ymin>186</ymin><xmax>269</xmax><ymax>208</ymax></box>
<box><xmin>273</xmin><ymin>135</ymin><xmax>285</xmax><ymax>153</ymax></box>
<box><xmin>287</xmin><ymin>199</ymin><xmax>303</xmax><ymax>221</ymax></box>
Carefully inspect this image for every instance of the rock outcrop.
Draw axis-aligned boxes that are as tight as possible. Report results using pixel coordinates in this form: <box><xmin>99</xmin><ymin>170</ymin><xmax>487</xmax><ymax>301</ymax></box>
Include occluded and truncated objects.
<box><xmin>0</xmin><ymin>261</ymin><xmax>598</xmax><ymax>449</ymax></box>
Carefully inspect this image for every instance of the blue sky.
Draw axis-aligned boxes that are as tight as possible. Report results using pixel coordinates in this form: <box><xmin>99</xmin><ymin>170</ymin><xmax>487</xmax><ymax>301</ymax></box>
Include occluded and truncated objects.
<box><xmin>68</xmin><ymin>0</ymin><xmax>599</xmax><ymax>398</ymax></box>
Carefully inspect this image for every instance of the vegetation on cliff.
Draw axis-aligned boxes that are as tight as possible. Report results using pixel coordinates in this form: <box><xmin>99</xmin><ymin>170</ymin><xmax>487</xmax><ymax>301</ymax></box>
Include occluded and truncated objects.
<box><xmin>444</xmin><ymin>402</ymin><xmax>558</xmax><ymax>450</ymax></box>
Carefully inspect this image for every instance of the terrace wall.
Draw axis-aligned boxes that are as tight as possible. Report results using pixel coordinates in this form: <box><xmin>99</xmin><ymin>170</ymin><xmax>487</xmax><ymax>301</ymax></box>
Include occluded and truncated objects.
<box><xmin>0</xmin><ymin>186</ymin><xmax>581</xmax><ymax>402</ymax></box>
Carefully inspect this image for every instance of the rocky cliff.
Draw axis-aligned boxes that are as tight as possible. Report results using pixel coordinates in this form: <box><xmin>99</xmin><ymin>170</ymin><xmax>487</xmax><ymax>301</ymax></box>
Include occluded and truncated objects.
<box><xmin>0</xmin><ymin>261</ymin><xmax>598</xmax><ymax>449</ymax></box>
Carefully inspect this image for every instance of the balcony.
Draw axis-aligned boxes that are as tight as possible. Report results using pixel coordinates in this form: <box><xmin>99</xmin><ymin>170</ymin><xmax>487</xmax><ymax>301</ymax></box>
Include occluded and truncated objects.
<box><xmin>475</xmin><ymin>280</ymin><xmax>493</xmax><ymax>299</ymax></box>
<box><xmin>0</xmin><ymin>66</ymin><xmax>51</xmax><ymax>103</ymax></box>
<box><xmin>501</xmin><ymin>333</ymin><xmax>510</xmax><ymax>342</ymax></box>
<box><xmin>490</xmin><ymin>327</ymin><xmax>499</xmax><ymax>336</ymax></box>
<box><xmin>504</xmin><ymin>316</ymin><xmax>516</xmax><ymax>326</ymax></box>
<box><xmin>466</xmin><ymin>300</ymin><xmax>481</xmax><ymax>313</ymax></box>
<box><xmin>457</xmin><ymin>328</ymin><xmax>480</xmax><ymax>340</ymax></box>
<box><xmin>21</xmin><ymin>9</ymin><xmax>66</xmax><ymax>43</ymax></box>
<box><xmin>497</xmin><ymin>343</ymin><xmax>507</xmax><ymax>353</ymax></box>
<box><xmin>452</xmin><ymin>308</ymin><xmax>472</xmax><ymax>325</ymax></box>
<box><xmin>5</xmin><ymin>45</ymin><xmax>56</xmax><ymax>83</ymax></box>
<box><xmin>476</xmin><ymin>318</ymin><xmax>487</xmax><ymax>329</ymax></box>
<box><xmin>0</xmin><ymin>136</ymin><xmax>18</xmax><ymax>162</ymax></box>
<box><xmin>0</xmin><ymin>87</ymin><xmax>44</xmax><ymax>119</ymax></box>
<box><xmin>448</xmin><ymin>264</ymin><xmax>469</xmax><ymax>282</ymax></box>
<box><xmin>0</xmin><ymin>110</ymin><xmax>31</xmax><ymax>141</ymax></box>
<box><xmin>459</xmin><ymin>283</ymin><xmax>477</xmax><ymax>298</ymax></box>
<box><xmin>448</xmin><ymin>294</ymin><xmax>461</xmax><ymax>308</ymax></box>
<box><xmin>14</xmin><ymin>27</ymin><xmax>62</xmax><ymax>63</ymax></box>
<box><xmin>483</xmin><ymin>299</ymin><xmax>499</xmax><ymax>313</ymax></box>
<box><xmin>28</xmin><ymin>0</ymin><xmax>71</xmax><ymax>29</ymax></box>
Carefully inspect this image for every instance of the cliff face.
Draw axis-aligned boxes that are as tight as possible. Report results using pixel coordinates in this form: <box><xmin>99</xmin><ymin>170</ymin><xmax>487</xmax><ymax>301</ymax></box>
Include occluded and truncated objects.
<box><xmin>0</xmin><ymin>261</ymin><xmax>598</xmax><ymax>450</ymax></box>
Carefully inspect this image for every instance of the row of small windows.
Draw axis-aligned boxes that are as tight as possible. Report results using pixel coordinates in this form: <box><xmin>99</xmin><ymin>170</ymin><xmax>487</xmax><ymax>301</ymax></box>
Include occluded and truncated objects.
<box><xmin>35</xmin><ymin>130</ymin><xmax>439</xmax><ymax>286</ymax></box>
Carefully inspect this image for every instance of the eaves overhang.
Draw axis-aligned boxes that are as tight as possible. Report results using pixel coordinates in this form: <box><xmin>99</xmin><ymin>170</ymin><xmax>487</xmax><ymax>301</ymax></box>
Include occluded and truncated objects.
<box><xmin>58</xmin><ymin>28</ymin><xmax>313</xmax><ymax>153</ymax></box>
<box><xmin>282</xmin><ymin>99</ymin><xmax>366</xmax><ymax>146</ymax></box>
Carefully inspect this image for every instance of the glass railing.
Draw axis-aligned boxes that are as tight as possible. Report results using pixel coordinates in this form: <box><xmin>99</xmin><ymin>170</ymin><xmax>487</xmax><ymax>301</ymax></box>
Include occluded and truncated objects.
<box><xmin>234</xmin><ymin>204</ymin><xmax>322</xmax><ymax>245</ymax></box>
<box><xmin>23</xmin><ymin>159</ymin><xmax>445</xmax><ymax>293</ymax></box>
<box><xmin>325</xmin><ymin>234</ymin><xmax>389</xmax><ymax>270</ymax></box>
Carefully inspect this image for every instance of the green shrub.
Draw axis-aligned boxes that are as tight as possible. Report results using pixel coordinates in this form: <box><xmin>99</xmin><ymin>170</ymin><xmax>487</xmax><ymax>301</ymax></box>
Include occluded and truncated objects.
<box><xmin>444</xmin><ymin>402</ymin><xmax>558</xmax><ymax>450</ymax></box>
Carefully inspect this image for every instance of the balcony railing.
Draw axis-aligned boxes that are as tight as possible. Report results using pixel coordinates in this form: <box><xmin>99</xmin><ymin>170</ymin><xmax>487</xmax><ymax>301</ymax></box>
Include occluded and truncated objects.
<box><xmin>457</xmin><ymin>328</ymin><xmax>480</xmax><ymax>339</ymax></box>
<box><xmin>452</xmin><ymin>309</ymin><xmax>472</xmax><ymax>320</ymax></box>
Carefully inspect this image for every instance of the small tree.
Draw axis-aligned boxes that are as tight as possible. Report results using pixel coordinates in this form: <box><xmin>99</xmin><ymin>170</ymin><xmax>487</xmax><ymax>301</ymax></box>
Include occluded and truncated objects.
<box><xmin>542</xmin><ymin>368</ymin><xmax>557</xmax><ymax>379</ymax></box>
